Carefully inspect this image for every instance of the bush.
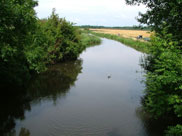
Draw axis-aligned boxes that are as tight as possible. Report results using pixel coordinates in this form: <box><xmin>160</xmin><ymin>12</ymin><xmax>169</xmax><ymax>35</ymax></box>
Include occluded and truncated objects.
<box><xmin>0</xmin><ymin>2</ymin><xmax>100</xmax><ymax>87</ymax></box>
<box><xmin>166</xmin><ymin>125</ymin><xmax>182</xmax><ymax>136</ymax></box>
<box><xmin>142</xmin><ymin>32</ymin><xmax>182</xmax><ymax>119</ymax></box>
<box><xmin>141</xmin><ymin>31</ymin><xmax>182</xmax><ymax>135</ymax></box>
<box><xmin>39</xmin><ymin>9</ymin><xmax>84</xmax><ymax>64</ymax></box>
<box><xmin>0</xmin><ymin>0</ymin><xmax>40</xmax><ymax>86</ymax></box>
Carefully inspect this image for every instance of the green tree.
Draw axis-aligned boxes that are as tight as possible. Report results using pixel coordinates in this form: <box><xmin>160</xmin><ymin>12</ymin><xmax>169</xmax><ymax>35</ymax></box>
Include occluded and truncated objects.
<box><xmin>0</xmin><ymin>1</ymin><xmax>100</xmax><ymax>88</ymax></box>
<box><xmin>40</xmin><ymin>9</ymin><xmax>84</xmax><ymax>64</ymax></box>
<box><xmin>125</xmin><ymin>0</ymin><xmax>182</xmax><ymax>135</ymax></box>
<box><xmin>125</xmin><ymin>0</ymin><xmax>182</xmax><ymax>44</ymax></box>
<box><xmin>166</xmin><ymin>125</ymin><xmax>182</xmax><ymax>136</ymax></box>
<box><xmin>0</xmin><ymin>0</ymin><xmax>41</xmax><ymax>87</ymax></box>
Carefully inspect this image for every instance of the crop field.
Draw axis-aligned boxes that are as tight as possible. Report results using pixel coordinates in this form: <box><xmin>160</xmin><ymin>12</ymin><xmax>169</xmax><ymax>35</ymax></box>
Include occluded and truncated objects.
<box><xmin>90</xmin><ymin>28</ymin><xmax>151</xmax><ymax>39</ymax></box>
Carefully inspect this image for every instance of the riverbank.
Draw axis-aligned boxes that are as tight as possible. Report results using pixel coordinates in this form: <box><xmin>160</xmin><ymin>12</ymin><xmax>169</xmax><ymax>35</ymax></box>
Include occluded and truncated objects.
<box><xmin>92</xmin><ymin>32</ymin><xmax>151</xmax><ymax>53</ymax></box>
<box><xmin>0</xmin><ymin>5</ymin><xmax>102</xmax><ymax>88</ymax></box>
<box><xmin>7</xmin><ymin>38</ymin><xmax>153</xmax><ymax>136</ymax></box>
<box><xmin>80</xmin><ymin>32</ymin><xmax>101</xmax><ymax>48</ymax></box>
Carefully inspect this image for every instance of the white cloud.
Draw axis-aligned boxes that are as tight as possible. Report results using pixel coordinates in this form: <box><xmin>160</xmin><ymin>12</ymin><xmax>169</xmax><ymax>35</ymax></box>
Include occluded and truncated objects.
<box><xmin>35</xmin><ymin>0</ymin><xmax>147</xmax><ymax>26</ymax></box>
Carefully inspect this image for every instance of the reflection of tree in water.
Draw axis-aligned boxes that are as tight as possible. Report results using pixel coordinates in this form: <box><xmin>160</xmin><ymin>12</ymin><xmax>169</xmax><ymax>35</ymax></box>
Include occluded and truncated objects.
<box><xmin>19</xmin><ymin>128</ymin><xmax>30</xmax><ymax>136</ymax></box>
<box><xmin>0</xmin><ymin>60</ymin><xmax>82</xmax><ymax>136</ymax></box>
<box><xmin>0</xmin><ymin>88</ymin><xmax>31</xmax><ymax>136</ymax></box>
<box><xmin>1</xmin><ymin>127</ymin><xmax>31</xmax><ymax>136</ymax></box>
<box><xmin>136</xmin><ymin>107</ymin><xmax>176</xmax><ymax>136</ymax></box>
<box><xmin>27</xmin><ymin>59</ymin><xmax>82</xmax><ymax>103</ymax></box>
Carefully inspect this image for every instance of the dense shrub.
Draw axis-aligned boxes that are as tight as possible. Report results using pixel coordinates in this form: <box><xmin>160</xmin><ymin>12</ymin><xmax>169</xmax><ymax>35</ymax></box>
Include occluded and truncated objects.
<box><xmin>0</xmin><ymin>0</ymin><xmax>40</xmax><ymax>86</ymax></box>
<box><xmin>141</xmin><ymin>32</ymin><xmax>182</xmax><ymax>135</ymax></box>
<box><xmin>125</xmin><ymin>1</ymin><xmax>182</xmax><ymax>135</ymax></box>
<box><xmin>166</xmin><ymin>125</ymin><xmax>182</xmax><ymax>136</ymax></box>
<box><xmin>40</xmin><ymin>9</ymin><xmax>85</xmax><ymax>64</ymax></box>
<box><xmin>0</xmin><ymin>2</ymin><xmax>101</xmax><ymax>87</ymax></box>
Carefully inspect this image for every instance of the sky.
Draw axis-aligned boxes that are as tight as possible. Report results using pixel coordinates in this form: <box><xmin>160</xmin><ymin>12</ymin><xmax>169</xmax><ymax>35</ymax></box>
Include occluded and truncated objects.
<box><xmin>35</xmin><ymin>0</ymin><xmax>147</xmax><ymax>26</ymax></box>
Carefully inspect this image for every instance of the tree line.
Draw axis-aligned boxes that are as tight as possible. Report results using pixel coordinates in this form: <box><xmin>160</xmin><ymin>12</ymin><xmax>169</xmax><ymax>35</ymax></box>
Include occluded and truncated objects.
<box><xmin>80</xmin><ymin>25</ymin><xmax>151</xmax><ymax>30</ymax></box>
<box><xmin>0</xmin><ymin>0</ymin><xmax>100</xmax><ymax>89</ymax></box>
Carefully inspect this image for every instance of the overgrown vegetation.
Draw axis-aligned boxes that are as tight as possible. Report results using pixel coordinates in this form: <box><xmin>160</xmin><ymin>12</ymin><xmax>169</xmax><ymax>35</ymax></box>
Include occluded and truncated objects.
<box><xmin>93</xmin><ymin>32</ymin><xmax>150</xmax><ymax>53</ymax></box>
<box><xmin>166</xmin><ymin>125</ymin><xmax>182</xmax><ymax>136</ymax></box>
<box><xmin>81</xmin><ymin>33</ymin><xmax>101</xmax><ymax>48</ymax></box>
<box><xmin>126</xmin><ymin>0</ymin><xmax>182</xmax><ymax>135</ymax></box>
<box><xmin>39</xmin><ymin>9</ymin><xmax>85</xmax><ymax>64</ymax></box>
<box><xmin>0</xmin><ymin>0</ymin><xmax>100</xmax><ymax>88</ymax></box>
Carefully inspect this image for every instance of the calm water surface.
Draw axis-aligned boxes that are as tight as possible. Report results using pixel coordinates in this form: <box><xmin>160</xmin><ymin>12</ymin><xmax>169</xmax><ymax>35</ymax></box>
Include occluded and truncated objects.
<box><xmin>1</xmin><ymin>38</ymin><xmax>164</xmax><ymax>136</ymax></box>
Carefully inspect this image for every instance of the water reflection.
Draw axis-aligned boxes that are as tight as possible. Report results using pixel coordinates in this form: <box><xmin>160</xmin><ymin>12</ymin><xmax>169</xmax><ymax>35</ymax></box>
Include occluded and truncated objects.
<box><xmin>136</xmin><ymin>107</ymin><xmax>168</xmax><ymax>136</ymax></box>
<box><xmin>1</xmin><ymin>38</ymin><xmax>168</xmax><ymax>136</ymax></box>
<box><xmin>0</xmin><ymin>87</ymin><xmax>31</xmax><ymax>136</ymax></box>
<box><xmin>0</xmin><ymin>60</ymin><xmax>82</xmax><ymax>136</ymax></box>
<box><xmin>27</xmin><ymin>60</ymin><xmax>82</xmax><ymax>103</ymax></box>
<box><xmin>18</xmin><ymin>128</ymin><xmax>30</xmax><ymax>136</ymax></box>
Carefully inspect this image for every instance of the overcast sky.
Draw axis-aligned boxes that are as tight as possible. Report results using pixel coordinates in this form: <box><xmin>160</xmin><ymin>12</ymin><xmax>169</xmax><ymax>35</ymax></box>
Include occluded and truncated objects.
<box><xmin>35</xmin><ymin>0</ymin><xmax>147</xmax><ymax>26</ymax></box>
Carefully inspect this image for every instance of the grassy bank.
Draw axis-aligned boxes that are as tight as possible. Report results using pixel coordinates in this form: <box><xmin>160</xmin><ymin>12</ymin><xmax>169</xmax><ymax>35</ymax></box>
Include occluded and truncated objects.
<box><xmin>81</xmin><ymin>33</ymin><xmax>101</xmax><ymax>48</ymax></box>
<box><xmin>92</xmin><ymin>32</ymin><xmax>151</xmax><ymax>53</ymax></box>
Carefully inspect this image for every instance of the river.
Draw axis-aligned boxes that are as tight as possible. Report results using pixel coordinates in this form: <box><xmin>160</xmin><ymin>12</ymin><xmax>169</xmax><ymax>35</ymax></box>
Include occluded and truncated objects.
<box><xmin>1</xmin><ymin>38</ymin><xmax>164</xmax><ymax>136</ymax></box>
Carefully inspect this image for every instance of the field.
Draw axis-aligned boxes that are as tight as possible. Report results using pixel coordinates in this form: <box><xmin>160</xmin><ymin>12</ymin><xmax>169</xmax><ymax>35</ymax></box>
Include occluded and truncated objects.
<box><xmin>90</xmin><ymin>28</ymin><xmax>151</xmax><ymax>39</ymax></box>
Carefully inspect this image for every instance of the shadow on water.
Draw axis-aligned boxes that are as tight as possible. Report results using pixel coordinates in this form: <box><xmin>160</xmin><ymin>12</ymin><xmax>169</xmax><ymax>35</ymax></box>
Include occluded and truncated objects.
<box><xmin>136</xmin><ymin>107</ymin><xmax>168</xmax><ymax>136</ymax></box>
<box><xmin>0</xmin><ymin>59</ymin><xmax>82</xmax><ymax>136</ymax></box>
<box><xmin>0</xmin><ymin>87</ymin><xmax>31</xmax><ymax>136</ymax></box>
<box><xmin>27</xmin><ymin>59</ymin><xmax>82</xmax><ymax>103</ymax></box>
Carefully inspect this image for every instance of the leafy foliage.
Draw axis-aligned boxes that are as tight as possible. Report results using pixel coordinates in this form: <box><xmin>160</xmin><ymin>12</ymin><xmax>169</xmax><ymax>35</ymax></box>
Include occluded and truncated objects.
<box><xmin>125</xmin><ymin>0</ymin><xmax>182</xmax><ymax>45</ymax></box>
<box><xmin>143</xmin><ymin>34</ymin><xmax>182</xmax><ymax>119</ymax></box>
<box><xmin>40</xmin><ymin>9</ymin><xmax>84</xmax><ymax>63</ymax></box>
<box><xmin>140</xmin><ymin>30</ymin><xmax>182</xmax><ymax>136</ymax></box>
<box><xmin>0</xmin><ymin>1</ymin><xmax>101</xmax><ymax>87</ymax></box>
<box><xmin>125</xmin><ymin>0</ymin><xmax>182</xmax><ymax>135</ymax></box>
<box><xmin>0</xmin><ymin>0</ymin><xmax>39</xmax><ymax>86</ymax></box>
<box><xmin>166</xmin><ymin>125</ymin><xmax>182</xmax><ymax>136</ymax></box>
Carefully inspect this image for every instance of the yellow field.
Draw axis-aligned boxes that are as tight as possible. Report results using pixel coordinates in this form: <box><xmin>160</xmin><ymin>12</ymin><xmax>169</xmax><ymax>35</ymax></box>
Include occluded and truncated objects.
<box><xmin>90</xmin><ymin>28</ymin><xmax>151</xmax><ymax>39</ymax></box>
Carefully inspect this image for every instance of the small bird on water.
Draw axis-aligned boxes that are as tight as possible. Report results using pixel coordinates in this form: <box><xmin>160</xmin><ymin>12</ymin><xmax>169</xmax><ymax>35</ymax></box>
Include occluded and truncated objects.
<box><xmin>107</xmin><ymin>75</ymin><xmax>111</xmax><ymax>79</ymax></box>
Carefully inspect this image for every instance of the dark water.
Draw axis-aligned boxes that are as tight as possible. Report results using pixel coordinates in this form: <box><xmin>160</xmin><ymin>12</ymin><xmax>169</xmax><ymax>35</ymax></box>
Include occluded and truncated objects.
<box><xmin>1</xmin><ymin>38</ymin><xmax>164</xmax><ymax>136</ymax></box>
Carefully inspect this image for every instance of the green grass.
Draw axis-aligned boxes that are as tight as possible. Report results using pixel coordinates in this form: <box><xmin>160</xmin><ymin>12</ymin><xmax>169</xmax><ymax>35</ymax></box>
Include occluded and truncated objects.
<box><xmin>80</xmin><ymin>32</ymin><xmax>101</xmax><ymax>48</ymax></box>
<box><xmin>92</xmin><ymin>32</ymin><xmax>151</xmax><ymax>53</ymax></box>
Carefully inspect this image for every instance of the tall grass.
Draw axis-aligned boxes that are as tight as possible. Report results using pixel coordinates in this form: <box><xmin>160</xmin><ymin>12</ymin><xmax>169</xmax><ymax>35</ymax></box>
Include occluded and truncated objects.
<box><xmin>81</xmin><ymin>33</ymin><xmax>101</xmax><ymax>48</ymax></box>
<box><xmin>93</xmin><ymin>32</ymin><xmax>151</xmax><ymax>53</ymax></box>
